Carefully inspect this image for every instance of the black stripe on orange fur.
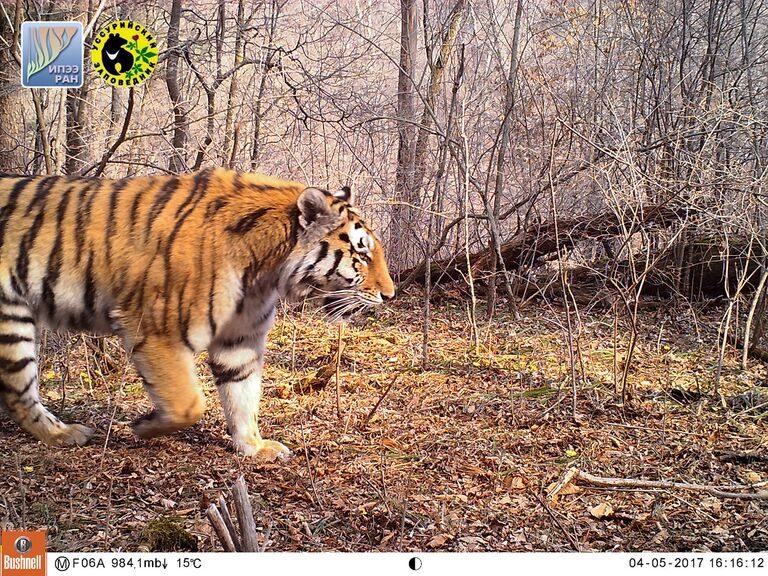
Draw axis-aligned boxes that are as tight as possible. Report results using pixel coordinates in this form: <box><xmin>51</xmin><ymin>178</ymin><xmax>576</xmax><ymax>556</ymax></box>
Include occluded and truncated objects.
<box><xmin>161</xmin><ymin>169</ymin><xmax>213</xmax><ymax>329</ymax></box>
<box><xmin>0</xmin><ymin>178</ymin><xmax>33</xmax><ymax>250</ymax></box>
<box><xmin>105</xmin><ymin>179</ymin><xmax>132</xmax><ymax>265</ymax></box>
<box><xmin>326</xmin><ymin>249</ymin><xmax>343</xmax><ymax>278</ymax></box>
<box><xmin>41</xmin><ymin>185</ymin><xmax>74</xmax><ymax>317</ymax></box>
<box><xmin>16</xmin><ymin>210</ymin><xmax>46</xmax><ymax>292</ymax></box>
<box><xmin>144</xmin><ymin>176</ymin><xmax>180</xmax><ymax>241</ymax></box>
<box><xmin>24</xmin><ymin>176</ymin><xmax>56</xmax><ymax>217</ymax></box>
<box><xmin>82</xmin><ymin>250</ymin><xmax>97</xmax><ymax>317</ymax></box>
<box><xmin>227</xmin><ymin>208</ymin><xmax>271</xmax><ymax>234</ymax></box>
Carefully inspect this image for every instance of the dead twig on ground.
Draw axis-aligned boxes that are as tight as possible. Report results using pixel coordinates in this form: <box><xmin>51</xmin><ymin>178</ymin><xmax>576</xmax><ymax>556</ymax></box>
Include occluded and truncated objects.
<box><xmin>299</xmin><ymin>419</ymin><xmax>323</xmax><ymax>509</ymax></box>
<box><xmin>536</xmin><ymin>494</ymin><xmax>580</xmax><ymax>551</ymax></box>
<box><xmin>363</xmin><ymin>373</ymin><xmax>400</xmax><ymax>426</ymax></box>
<box><xmin>232</xmin><ymin>475</ymin><xmax>259</xmax><ymax>551</ymax></box>
<box><xmin>206</xmin><ymin>505</ymin><xmax>237</xmax><ymax>552</ymax></box>
<box><xmin>335</xmin><ymin>323</ymin><xmax>344</xmax><ymax>419</ymax></box>
<box><xmin>99</xmin><ymin>405</ymin><xmax>118</xmax><ymax>472</ymax></box>
<box><xmin>549</xmin><ymin>467</ymin><xmax>768</xmax><ymax>501</ymax></box>
<box><xmin>206</xmin><ymin>476</ymin><xmax>261</xmax><ymax>552</ymax></box>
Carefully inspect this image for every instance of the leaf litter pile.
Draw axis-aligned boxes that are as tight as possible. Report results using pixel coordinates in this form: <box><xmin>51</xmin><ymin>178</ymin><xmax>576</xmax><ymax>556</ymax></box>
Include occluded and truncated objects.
<box><xmin>1</xmin><ymin>291</ymin><xmax>767</xmax><ymax>552</ymax></box>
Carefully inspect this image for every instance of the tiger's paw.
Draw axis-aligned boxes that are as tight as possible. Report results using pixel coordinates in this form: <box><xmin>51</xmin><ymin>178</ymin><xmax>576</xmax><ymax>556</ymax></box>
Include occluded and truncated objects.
<box><xmin>131</xmin><ymin>412</ymin><xmax>178</xmax><ymax>439</ymax></box>
<box><xmin>53</xmin><ymin>423</ymin><xmax>95</xmax><ymax>447</ymax></box>
<box><xmin>237</xmin><ymin>439</ymin><xmax>293</xmax><ymax>462</ymax></box>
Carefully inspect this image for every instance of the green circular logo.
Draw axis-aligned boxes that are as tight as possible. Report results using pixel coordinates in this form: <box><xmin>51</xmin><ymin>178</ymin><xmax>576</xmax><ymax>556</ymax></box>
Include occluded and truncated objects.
<box><xmin>91</xmin><ymin>20</ymin><xmax>157</xmax><ymax>87</ymax></box>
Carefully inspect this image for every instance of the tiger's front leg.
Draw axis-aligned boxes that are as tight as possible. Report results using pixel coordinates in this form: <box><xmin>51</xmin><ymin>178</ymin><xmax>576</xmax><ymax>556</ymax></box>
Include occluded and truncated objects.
<box><xmin>208</xmin><ymin>334</ymin><xmax>291</xmax><ymax>461</ymax></box>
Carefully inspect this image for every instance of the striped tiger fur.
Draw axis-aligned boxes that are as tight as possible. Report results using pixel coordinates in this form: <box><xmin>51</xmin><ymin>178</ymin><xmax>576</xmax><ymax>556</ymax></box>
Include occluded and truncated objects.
<box><xmin>0</xmin><ymin>168</ymin><xmax>394</xmax><ymax>460</ymax></box>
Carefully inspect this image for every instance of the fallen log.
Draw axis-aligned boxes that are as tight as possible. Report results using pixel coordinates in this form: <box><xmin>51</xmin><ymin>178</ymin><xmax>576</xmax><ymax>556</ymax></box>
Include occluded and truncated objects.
<box><xmin>400</xmin><ymin>203</ymin><xmax>688</xmax><ymax>286</ymax></box>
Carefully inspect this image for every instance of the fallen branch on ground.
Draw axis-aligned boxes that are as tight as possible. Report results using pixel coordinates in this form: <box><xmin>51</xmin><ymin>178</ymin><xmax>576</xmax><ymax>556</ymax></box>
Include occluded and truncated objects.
<box><xmin>549</xmin><ymin>467</ymin><xmax>768</xmax><ymax>501</ymax></box>
<box><xmin>400</xmin><ymin>202</ymin><xmax>689</xmax><ymax>286</ymax></box>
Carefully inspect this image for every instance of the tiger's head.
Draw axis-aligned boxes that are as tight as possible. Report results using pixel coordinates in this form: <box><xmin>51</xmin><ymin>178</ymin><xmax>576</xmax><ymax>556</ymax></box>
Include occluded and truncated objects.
<box><xmin>284</xmin><ymin>185</ymin><xmax>395</xmax><ymax>320</ymax></box>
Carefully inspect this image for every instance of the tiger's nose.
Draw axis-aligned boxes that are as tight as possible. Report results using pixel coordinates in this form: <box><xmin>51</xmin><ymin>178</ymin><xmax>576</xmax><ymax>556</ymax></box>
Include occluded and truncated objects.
<box><xmin>382</xmin><ymin>289</ymin><xmax>395</xmax><ymax>301</ymax></box>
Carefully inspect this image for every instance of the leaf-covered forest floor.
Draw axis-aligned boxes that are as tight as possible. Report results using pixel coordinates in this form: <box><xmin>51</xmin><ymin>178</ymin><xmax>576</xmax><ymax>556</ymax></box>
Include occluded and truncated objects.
<box><xmin>1</xmin><ymin>291</ymin><xmax>767</xmax><ymax>552</ymax></box>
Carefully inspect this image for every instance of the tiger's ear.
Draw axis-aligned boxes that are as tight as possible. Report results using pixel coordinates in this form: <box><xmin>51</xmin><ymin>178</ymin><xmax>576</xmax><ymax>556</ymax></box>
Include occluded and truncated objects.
<box><xmin>333</xmin><ymin>185</ymin><xmax>352</xmax><ymax>203</ymax></box>
<box><xmin>297</xmin><ymin>187</ymin><xmax>339</xmax><ymax>230</ymax></box>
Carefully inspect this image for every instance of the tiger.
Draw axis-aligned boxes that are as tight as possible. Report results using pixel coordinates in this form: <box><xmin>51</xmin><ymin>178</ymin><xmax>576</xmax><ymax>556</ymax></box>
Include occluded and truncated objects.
<box><xmin>0</xmin><ymin>168</ymin><xmax>394</xmax><ymax>460</ymax></box>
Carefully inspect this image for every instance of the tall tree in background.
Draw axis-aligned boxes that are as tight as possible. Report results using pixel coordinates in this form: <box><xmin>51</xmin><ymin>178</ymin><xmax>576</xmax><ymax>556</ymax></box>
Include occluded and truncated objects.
<box><xmin>223</xmin><ymin>0</ymin><xmax>245</xmax><ymax>168</ymax></box>
<box><xmin>486</xmin><ymin>0</ymin><xmax>524</xmax><ymax>316</ymax></box>
<box><xmin>411</xmin><ymin>0</ymin><xmax>465</xmax><ymax>197</ymax></box>
<box><xmin>65</xmin><ymin>0</ymin><xmax>94</xmax><ymax>175</ymax></box>
<box><xmin>0</xmin><ymin>0</ymin><xmax>26</xmax><ymax>173</ymax></box>
<box><xmin>391</xmin><ymin>0</ymin><xmax>419</xmax><ymax>268</ymax></box>
<box><xmin>166</xmin><ymin>0</ymin><xmax>188</xmax><ymax>173</ymax></box>
<box><xmin>249</xmin><ymin>0</ymin><xmax>281</xmax><ymax>171</ymax></box>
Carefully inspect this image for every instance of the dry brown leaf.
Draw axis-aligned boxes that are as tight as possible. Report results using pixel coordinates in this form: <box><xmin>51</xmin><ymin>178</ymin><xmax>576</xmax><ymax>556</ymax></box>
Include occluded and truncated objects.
<box><xmin>588</xmin><ymin>502</ymin><xmax>614</xmax><ymax>519</ymax></box>
<box><xmin>504</xmin><ymin>475</ymin><xmax>527</xmax><ymax>490</ymax></box>
<box><xmin>546</xmin><ymin>480</ymin><xmax>581</xmax><ymax>501</ymax></box>
<box><xmin>457</xmin><ymin>536</ymin><xmax>485</xmax><ymax>550</ymax></box>
<box><xmin>745</xmin><ymin>471</ymin><xmax>762</xmax><ymax>484</ymax></box>
<box><xmin>381</xmin><ymin>437</ymin><xmax>406</xmax><ymax>451</ymax></box>
<box><xmin>367</xmin><ymin>337</ymin><xmax>397</xmax><ymax>348</ymax></box>
<box><xmin>702</xmin><ymin>497</ymin><xmax>722</xmax><ymax>513</ymax></box>
<box><xmin>294</xmin><ymin>364</ymin><xmax>335</xmax><ymax>394</ymax></box>
<box><xmin>457</xmin><ymin>463</ymin><xmax>486</xmax><ymax>476</ymax></box>
<box><xmin>651</xmin><ymin>529</ymin><xmax>669</xmax><ymax>544</ymax></box>
<box><xmin>427</xmin><ymin>533</ymin><xmax>452</xmax><ymax>548</ymax></box>
<box><xmin>275</xmin><ymin>382</ymin><xmax>293</xmax><ymax>399</ymax></box>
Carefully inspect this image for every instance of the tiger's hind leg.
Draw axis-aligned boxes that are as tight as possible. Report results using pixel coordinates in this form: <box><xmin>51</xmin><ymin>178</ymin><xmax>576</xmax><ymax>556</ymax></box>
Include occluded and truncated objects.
<box><xmin>129</xmin><ymin>336</ymin><xmax>206</xmax><ymax>439</ymax></box>
<box><xmin>0</xmin><ymin>302</ymin><xmax>94</xmax><ymax>446</ymax></box>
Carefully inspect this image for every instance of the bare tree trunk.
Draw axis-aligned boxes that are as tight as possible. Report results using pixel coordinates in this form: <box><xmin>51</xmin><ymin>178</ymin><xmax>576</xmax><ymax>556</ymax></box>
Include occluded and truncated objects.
<box><xmin>422</xmin><ymin>43</ymin><xmax>465</xmax><ymax>367</ymax></box>
<box><xmin>65</xmin><ymin>0</ymin><xmax>94</xmax><ymax>175</ymax></box>
<box><xmin>32</xmin><ymin>91</ymin><xmax>53</xmax><ymax>175</ymax></box>
<box><xmin>391</xmin><ymin>0</ymin><xmax>419</xmax><ymax>268</ymax></box>
<box><xmin>106</xmin><ymin>88</ymin><xmax>120</xmax><ymax>144</ymax></box>
<box><xmin>250</xmin><ymin>0</ymin><xmax>280</xmax><ymax>171</ymax></box>
<box><xmin>250</xmin><ymin>75</ymin><xmax>268</xmax><ymax>170</ymax></box>
<box><xmin>739</xmin><ymin>0</ymin><xmax>768</xmax><ymax>355</ymax></box>
<box><xmin>486</xmin><ymin>0</ymin><xmax>523</xmax><ymax>317</ymax></box>
<box><xmin>53</xmin><ymin>92</ymin><xmax>68</xmax><ymax>174</ymax></box>
<box><xmin>0</xmin><ymin>0</ymin><xmax>26</xmax><ymax>173</ymax></box>
<box><xmin>223</xmin><ymin>0</ymin><xmax>245</xmax><ymax>168</ymax></box>
<box><xmin>166</xmin><ymin>0</ymin><xmax>189</xmax><ymax>173</ymax></box>
<box><xmin>411</xmin><ymin>0</ymin><xmax>465</xmax><ymax>196</ymax></box>
<box><xmin>66</xmin><ymin>89</ymin><xmax>90</xmax><ymax>174</ymax></box>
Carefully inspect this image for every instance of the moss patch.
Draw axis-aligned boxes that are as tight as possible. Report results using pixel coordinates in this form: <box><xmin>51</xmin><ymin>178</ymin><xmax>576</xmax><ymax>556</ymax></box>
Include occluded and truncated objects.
<box><xmin>141</xmin><ymin>518</ymin><xmax>197</xmax><ymax>552</ymax></box>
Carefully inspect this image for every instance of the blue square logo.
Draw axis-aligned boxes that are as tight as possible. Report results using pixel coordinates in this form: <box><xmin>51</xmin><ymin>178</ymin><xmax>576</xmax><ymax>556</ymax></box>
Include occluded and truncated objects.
<box><xmin>21</xmin><ymin>21</ymin><xmax>84</xmax><ymax>88</ymax></box>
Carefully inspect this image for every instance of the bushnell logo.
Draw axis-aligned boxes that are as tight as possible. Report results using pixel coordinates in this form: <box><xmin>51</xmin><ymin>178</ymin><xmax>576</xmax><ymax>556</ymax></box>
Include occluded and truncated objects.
<box><xmin>14</xmin><ymin>536</ymin><xmax>32</xmax><ymax>554</ymax></box>
<box><xmin>1</xmin><ymin>530</ymin><xmax>46</xmax><ymax>576</ymax></box>
<box><xmin>91</xmin><ymin>20</ymin><xmax>158</xmax><ymax>87</ymax></box>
